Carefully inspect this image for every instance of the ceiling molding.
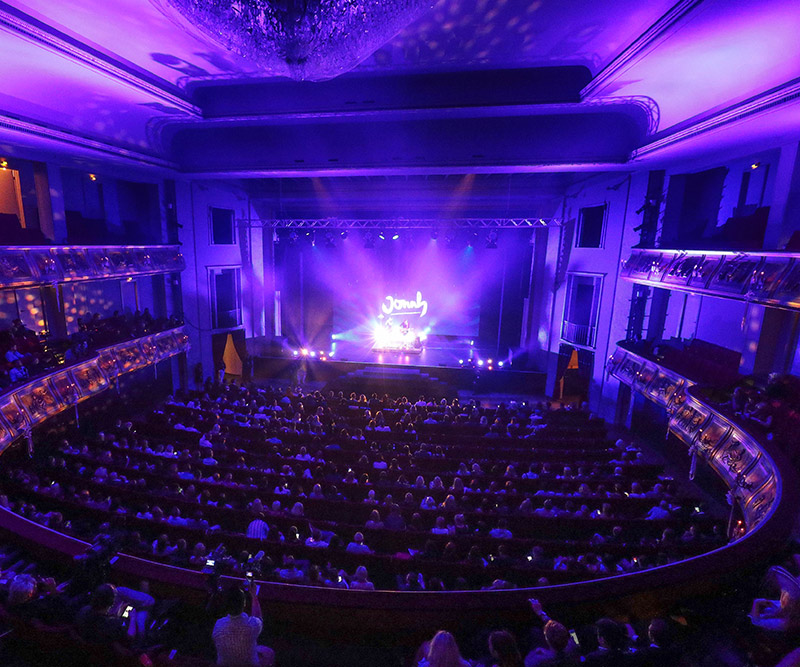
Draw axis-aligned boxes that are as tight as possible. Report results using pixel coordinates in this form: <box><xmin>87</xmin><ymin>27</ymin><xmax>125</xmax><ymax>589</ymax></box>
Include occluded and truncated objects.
<box><xmin>632</xmin><ymin>77</ymin><xmax>800</xmax><ymax>159</ymax></box>
<box><xmin>582</xmin><ymin>0</ymin><xmax>705</xmax><ymax>99</ymax></box>
<box><xmin>0</xmin><ymin>113</ymin><xmax>178</xmax><ymax>170</ymax></box>
<box><xmin>0</xmin><ymin>4</ymin><xmax>201</xmax><ymax>117</ymax></box>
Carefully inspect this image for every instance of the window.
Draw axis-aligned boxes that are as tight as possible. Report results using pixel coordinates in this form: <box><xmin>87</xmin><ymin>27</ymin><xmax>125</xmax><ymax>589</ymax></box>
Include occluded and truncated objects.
<box><xmin>210</xmin><ymin>207</ymin><xmax>236</xmax><ymax>245</ymax></box>
<box><xmin>561</xmin><ymin>273</ymin><xmax>602</xmax><ymax>348</ymax></box>
<box><xmin>210</xmin><ymin>268</ymin><xmax>242</xmax><ymax>329</ymax></box>
<box><xmin>575</xmin><ymin>204</ymin><xmax>607</xmax><ymax>248</ymax></box>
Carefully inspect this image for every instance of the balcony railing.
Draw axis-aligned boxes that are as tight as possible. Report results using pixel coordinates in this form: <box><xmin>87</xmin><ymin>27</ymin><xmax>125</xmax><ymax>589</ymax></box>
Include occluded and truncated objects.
<box><xmin>0</xmin><ymin>245</ymin><xmax>185</xmax><ymax>290</ymax></box>
<box><xmin>607</xmin><ymin>342</ymin><xmax>779</xmax><ymax>532</ymax></box>
<box><xmin>620</xmin><ymin>248</ymin><xmax>800</xmax><ymax>310</ymax></box>
<box><xmin>561</xmin><ymin>320</ymin><xmax>596</xmax><ymax>347</ymax></box>
<box><xmin>0</xmin><ymin>326</ymin><xmax>189</xmax><ymax>455</ymax></box>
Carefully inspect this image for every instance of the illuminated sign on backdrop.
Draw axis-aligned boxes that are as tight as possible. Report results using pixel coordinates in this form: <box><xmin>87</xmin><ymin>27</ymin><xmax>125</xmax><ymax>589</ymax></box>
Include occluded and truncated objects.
<box><xmin>381</xmin><ymin>291</ymin><xmax>428</xmax><ymax>318</ymax></box>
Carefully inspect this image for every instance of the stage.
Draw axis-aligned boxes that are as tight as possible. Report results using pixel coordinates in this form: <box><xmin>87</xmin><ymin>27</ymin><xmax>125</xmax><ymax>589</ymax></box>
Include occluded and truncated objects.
<box><xmin>326</xmin><ymin>336</ymin><xmax>502</xmax><ymax>369</ymax></box>
<box><xmin>252</xmin><ymin>347</ymin><xmax>546</xmax><ymax>397</ymax></box>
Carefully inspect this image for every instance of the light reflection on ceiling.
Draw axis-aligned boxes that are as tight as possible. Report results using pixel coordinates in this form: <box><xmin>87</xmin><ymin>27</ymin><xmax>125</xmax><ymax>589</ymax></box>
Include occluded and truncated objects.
<box><xmin>0</xmin><ymin>0</ymin><xmax>798</xmax><ymax>171</ymax></box>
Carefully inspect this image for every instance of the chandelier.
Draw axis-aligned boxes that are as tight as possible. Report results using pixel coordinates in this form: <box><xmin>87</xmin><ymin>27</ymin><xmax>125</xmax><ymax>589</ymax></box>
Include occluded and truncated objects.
<box><xmin>158</xmin><ymin>0</ymin><xmax>433</xmax><ymax>81</ymax></box>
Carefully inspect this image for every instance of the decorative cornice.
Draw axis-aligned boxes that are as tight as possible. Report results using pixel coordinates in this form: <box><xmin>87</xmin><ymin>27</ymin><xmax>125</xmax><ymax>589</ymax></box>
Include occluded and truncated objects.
<box><xmin>0</xmin><ymin>113</ymin><xmax>178</xmax><ymax>170</ymax></box>
<box><xmin>582</xmin><ymin>0</ymin><xmax>706</xmax><ymax>100</ymax></box>
<box><xmin>0</xmin><ymin>5</ymin><xmax>200</xmax><ymax>117</ymax></box>
<box><xmin>632</xmin><ymin>77</ymin><xmax>800</xmax><ymax>158</ymax></box>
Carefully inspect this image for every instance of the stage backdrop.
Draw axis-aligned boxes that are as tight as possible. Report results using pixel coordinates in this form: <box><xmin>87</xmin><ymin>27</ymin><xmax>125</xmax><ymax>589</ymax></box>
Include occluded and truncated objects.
<box><xmin>274</xmin><ymin>230</ymin><xmax>531</xmax><ymax>357</ymax></box>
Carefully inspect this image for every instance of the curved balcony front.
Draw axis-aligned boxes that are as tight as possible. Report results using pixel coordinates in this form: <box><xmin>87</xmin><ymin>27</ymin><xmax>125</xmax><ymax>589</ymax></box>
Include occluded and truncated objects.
<box><xmin>0</xmin><ymin>245</ymin><xmax>185</xmax><ymax>290</ymax></box>
<box><xmin>0</xmin><ymin>326</ymin><xmax>189</xmax><ymax>454</ymax></box>
<box><xmin>606</xmin><ymin>342</ymin><xmax>782</xmax><ymax>535</ymax></box>
<box><xmin>620</xmin><ymin>248</ymin><xmax>800</xmax><ymax>310</ymax></box>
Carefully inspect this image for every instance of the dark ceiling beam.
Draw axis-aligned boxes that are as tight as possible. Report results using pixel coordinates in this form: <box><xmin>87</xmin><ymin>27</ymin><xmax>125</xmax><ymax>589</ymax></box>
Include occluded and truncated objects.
<box><xmin>191</xmin><ymin>67</ymin><xmax>591</xmax><ymax>119</ymax></box>
<box><xmin>0</xmin><ymin>2</ymin><xmax>200</xmax><ymax>117</ymax></box>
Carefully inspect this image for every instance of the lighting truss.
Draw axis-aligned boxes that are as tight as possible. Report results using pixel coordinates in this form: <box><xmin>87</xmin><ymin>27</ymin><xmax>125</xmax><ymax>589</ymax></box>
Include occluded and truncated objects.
<box><xmin>240</xmin><ymin>218</ymin><xmax>561</xmax><ymax>229</ymax></box>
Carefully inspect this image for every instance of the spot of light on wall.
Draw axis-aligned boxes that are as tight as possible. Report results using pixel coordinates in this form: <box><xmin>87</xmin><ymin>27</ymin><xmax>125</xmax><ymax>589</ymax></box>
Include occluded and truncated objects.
<box><xmin>750</xmin><ymin>162</ymin><xmax>761</xmax><ymax>170</ymax></box>
<box><xmin>0</xmin><ymin>158</ymin><xmax>7</xmax><ymax>170</ymax></box>
<box><xmin>89</xmin><ymin>173</ymin><xmax>97</xmax><ymax>181</ymax></box>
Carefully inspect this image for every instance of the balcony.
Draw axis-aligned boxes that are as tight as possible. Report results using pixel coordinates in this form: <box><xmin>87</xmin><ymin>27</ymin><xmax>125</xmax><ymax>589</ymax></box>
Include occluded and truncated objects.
<box><xmin>561</xmin><ymin>320</ymin><xmax>596</xmax><ymax>347</ymax></box>
<box><xmin>620</xmin><ymin>248</ymin><xmax>800</xmax><ymax>310</ymax></box>
<box><xmin>0</xmin><ymin>326</ymin><xmax>189</xmax><ymax>455</ymax></box>
<box><xmin>0</xmin><ymin>245</ymin><xmax>185</xmax><ymax>290</ymax></box>
<box><xmin>606</xmin><ymin>341</ymin><xmax>780</xmax><ymax>532</ymax></box>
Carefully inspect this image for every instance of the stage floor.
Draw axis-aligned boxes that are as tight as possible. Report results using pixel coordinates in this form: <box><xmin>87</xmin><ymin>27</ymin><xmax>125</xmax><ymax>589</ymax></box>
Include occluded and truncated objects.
<box><xmin>327</xmin><ymin>339</ymin><xmax>500</xmax><ymax>369</ymax></box>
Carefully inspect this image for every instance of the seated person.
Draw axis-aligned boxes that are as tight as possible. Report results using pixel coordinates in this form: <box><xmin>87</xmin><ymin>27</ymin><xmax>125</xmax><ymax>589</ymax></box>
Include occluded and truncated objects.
<box><xmin>75</xmin><ymin>583</ymin><xmax>128</xmax><ymax>645</ymax></box>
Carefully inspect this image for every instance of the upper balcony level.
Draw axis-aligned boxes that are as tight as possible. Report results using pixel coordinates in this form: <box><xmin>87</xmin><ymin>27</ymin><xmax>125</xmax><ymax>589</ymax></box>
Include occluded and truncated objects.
<box><xmin>0</xmin><ymin>245</ymin><xmax>185</xmax><ymax>290</ymax></box>
<box><xmin>620</xmin><ymin>249</ymin><xmax>800</xmax><ymax>310</ymax></box>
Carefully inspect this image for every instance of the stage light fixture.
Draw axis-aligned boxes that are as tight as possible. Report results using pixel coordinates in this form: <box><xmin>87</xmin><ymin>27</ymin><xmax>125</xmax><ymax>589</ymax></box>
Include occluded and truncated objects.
<box><xmin>431</xmin><ymin>230</ymin><xmax>438</xmax><ymax>240</ymax></box>
<box><xmin>289</xmin><ymin>231</ymin><xmax>299</xmax><ymax>244</ymax></box>
<box><xmin>300</xmin><ymin>348</ymin><xmax>309</xmax><ymax>356</ymax></box>
<box><xmin>487</xmin><ymin>359</ymin><xmax>492</xmax><ymax>364</ymax></box>
<box><xmin>392</xmin><ymin>233</ymin><xmax>400</xmax><ymax>240</ymax></box>
<box><xmin>378</xmin><ymin>230</ymin><xmax>386</xmax><ymax>240</ymax></box>
<box><xmin>310</xmin><ymin>231</ymin><xmax>316</xmax><ymax>247</ymax></box>
<box><xmin>751</xmin><ymin>162</ymin><xmax>761</xmax><ymax>170</ymax></box>
<box><xmin>467</xmin><ymin>232</ymin><xmax>478</xmax><ymax>247</ymax></box>
<box><xmin>89</xmin><ymin>173</ymin><xmax>97</xmax><ymax>182</ymax></box>
<box><xmin>325</xmin><ymin>231</ymin><xmax>336</xmax><ymax>248</ymax></box>
<box><xmin>340</xmin><ymin>230</ymin><xmax>348</xmax><ymax>239</ymax></box>
<box><xmin>486</xmin><ymin>231</ymin><xmax>498</xmax><ymax>249</ymax></box>
<box><xmin>292</xmin><ymin>350</ymin><xmax>299</xmax><ymax>356</ymax></box>
<box><xmin>498</xmin><ymin>361</ymin><xmax>504</xmax><ymax>367</ymax></box>
<box><xmin>459</xmin><ymin>359</ymin><xmax>464</xmax><ymax>365</ymax></box>
<box><xmin>477</xmin><ymin>359</ymin><xmax>484</xmax><ymax>366</ymax></box>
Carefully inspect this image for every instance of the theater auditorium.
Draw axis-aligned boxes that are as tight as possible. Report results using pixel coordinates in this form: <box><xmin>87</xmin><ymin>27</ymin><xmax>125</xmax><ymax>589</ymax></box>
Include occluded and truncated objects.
<box><xmin>0</xmin><ymin>1</ymin><xmax>799</xmax><ymax>665</ymax></box>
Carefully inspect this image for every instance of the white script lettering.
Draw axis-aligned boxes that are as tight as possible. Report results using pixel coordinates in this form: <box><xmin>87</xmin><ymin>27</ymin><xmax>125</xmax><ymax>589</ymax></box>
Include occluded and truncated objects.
<box><xmin>381</xmin><ymin>291</ymin><xmax>428</xmax><ymax>317</ymax></box>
